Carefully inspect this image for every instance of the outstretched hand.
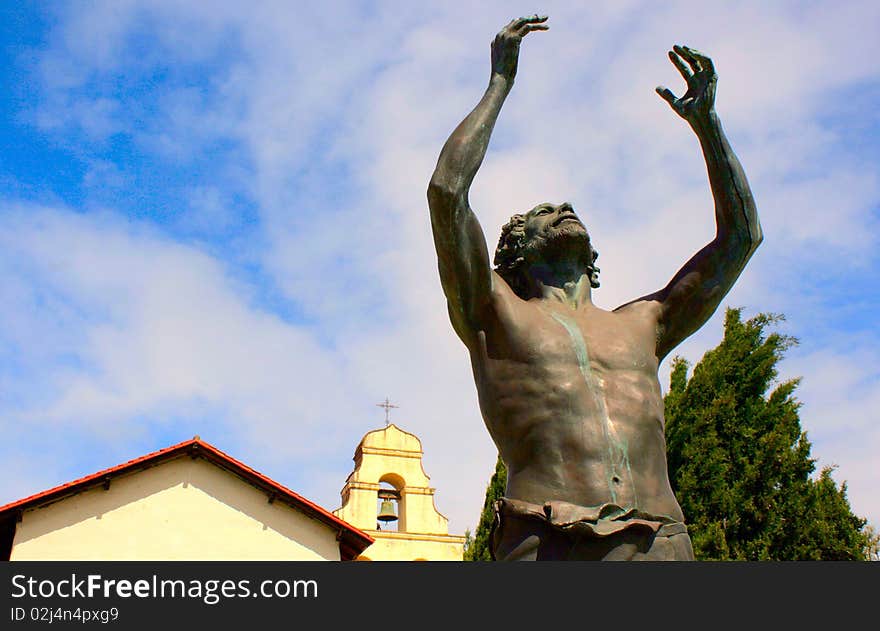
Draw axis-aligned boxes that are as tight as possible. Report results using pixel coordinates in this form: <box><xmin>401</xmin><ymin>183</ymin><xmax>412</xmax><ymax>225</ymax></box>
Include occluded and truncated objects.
<box><xmin>656</xmin><ymin>45</ymin><xmax>717</xmax><ymax>125</ymax></box>
<box><xmin>491</xmin><ymin>15</ymin><xmax>549</xmax><ymax>80</ymax></box>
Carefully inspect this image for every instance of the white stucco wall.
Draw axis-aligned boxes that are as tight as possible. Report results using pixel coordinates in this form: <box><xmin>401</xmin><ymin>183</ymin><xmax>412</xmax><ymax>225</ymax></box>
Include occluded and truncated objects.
<box><xmin>358</xmin><ymin>531</ymin><xmax>466</xmax><ymax>561</ymax></box>
<box><xmin>10</xmin><ymin>457</ymin><xmax>341</xmax><ymax>560</ymax></box>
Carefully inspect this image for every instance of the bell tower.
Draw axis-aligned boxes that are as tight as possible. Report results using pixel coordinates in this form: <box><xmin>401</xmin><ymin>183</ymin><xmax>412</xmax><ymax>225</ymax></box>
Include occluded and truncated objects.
<box><xmin>334</xmin><ymin>423</ymin><xmax>465</xmax><ymax>561</ymax></box>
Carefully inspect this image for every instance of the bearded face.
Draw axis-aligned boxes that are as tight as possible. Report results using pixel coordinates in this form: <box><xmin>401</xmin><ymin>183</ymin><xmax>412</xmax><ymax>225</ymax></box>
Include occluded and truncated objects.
<box><xmin>521</xmin><ymin>202</ymin><xmax>592</xmax><ymax>269</ymax></box>
<box><xmin>493</xmin><ymin>202</ymin><xmax>600</xmax><ymax>299</ymax></box>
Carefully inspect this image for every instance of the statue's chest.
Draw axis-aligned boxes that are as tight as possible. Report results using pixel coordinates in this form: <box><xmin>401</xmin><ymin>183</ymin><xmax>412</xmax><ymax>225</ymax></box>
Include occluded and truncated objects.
<box><xmin>503</xmin><ymin>307</ymin><xmax>656</xmax><ymax>374</ymax></box>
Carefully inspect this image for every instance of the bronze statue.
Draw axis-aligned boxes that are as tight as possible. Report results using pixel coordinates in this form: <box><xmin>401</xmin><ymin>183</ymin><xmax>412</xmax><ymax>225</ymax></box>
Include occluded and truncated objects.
<box><xmin>428</xmin><ymin>16</ymin><xmax>762</xmax><ymax>560</ymax></box>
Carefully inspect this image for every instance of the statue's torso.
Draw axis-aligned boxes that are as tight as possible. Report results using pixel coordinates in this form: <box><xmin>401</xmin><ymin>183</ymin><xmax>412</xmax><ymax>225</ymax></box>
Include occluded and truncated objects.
<box><xmin>470</xmin><ymin>287</ymin><xmax>684</xmax><ymax>521</ymax></box>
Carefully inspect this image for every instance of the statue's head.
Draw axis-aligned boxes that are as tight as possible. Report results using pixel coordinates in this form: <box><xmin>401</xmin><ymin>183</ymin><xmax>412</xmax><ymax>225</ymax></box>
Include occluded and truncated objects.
<box><xmin>493</xmin><ymin>202</ymin><xmax>599</xmax><ymax>299</ymax></box>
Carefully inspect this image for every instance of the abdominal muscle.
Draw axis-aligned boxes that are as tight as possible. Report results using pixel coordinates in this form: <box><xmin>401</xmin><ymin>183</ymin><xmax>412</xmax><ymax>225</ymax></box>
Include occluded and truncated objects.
<box><xmin>472</xmin><ymin>340</ymin><xmax>685</xmax><ymax>523</ymax></box>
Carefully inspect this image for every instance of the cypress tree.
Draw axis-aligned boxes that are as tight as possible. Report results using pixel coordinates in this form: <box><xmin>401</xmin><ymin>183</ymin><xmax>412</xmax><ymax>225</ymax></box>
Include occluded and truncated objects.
<box><xmin>664</xmin><ymin>307</ymin><xmax>874</xmax><ymax>560</ymax></box>
<box><xmin>464</xmin><ymin>455</ymin><xmax>507</xmax><ymax>561</ymax></box>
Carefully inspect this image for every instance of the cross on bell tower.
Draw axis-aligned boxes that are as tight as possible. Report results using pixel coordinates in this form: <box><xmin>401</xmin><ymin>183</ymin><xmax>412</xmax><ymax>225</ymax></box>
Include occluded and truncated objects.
<box><xmin>375</xmin><ymin>397</ymin><xmax>399</xmax><ymax>426</ymax></box>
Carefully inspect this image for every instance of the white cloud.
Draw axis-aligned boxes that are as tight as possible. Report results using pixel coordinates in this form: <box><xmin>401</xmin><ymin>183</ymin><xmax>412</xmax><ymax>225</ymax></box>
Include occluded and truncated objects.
<box><xmin>0</xmin><ymin>205</ymin><xmax>378</xmax><ymax>473</ymax></box>
<box><xmin>783</xmin><ymin>341</ymin><xmax>880</xmax><ymax>529</ymax></box>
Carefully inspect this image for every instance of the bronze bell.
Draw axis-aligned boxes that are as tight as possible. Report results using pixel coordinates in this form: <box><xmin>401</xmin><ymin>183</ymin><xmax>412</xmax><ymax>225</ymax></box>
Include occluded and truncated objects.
<box><xmin>377</xmin><ymin>498</ymin><xmax>398</xmax><ymax>522</ymax></box>
<box><xmin>377</xmin><ymin>489</ymin><xmax>399</xmax><ymax>522</ymax></box>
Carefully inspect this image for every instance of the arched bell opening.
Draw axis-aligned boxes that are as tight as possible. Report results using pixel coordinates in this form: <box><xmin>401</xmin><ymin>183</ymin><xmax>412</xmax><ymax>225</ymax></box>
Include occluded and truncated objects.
<box><xmin>376</xmin><ymin>480</ymin><xmax>402</xmax><ymax>532</ymax></box>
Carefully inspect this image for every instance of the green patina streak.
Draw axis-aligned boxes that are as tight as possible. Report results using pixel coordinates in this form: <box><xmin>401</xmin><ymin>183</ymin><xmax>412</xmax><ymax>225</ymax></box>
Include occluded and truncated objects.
<box><xmin>548</xmin><ymin>311</ymin><xmax>637</xmax><ymax>506</ymax></box>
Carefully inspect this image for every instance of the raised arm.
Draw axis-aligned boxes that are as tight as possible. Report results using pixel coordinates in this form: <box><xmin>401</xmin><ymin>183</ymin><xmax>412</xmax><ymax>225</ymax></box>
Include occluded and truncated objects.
<box><xmin>628</xmin><ymin>45</ymin><xmax>763</xmax><ymax>360</ymax></box>
<box><xmin>428</xmin><ymin>16</ymin><xmax>548</xmax><ymax>345</ymax></box>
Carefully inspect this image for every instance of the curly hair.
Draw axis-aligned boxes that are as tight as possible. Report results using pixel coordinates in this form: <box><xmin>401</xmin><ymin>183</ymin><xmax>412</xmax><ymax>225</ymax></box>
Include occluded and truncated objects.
<box><xmin>493</xmin><ymin>213</ymin><xmax>600</xmax><ymax>300</ymax></box>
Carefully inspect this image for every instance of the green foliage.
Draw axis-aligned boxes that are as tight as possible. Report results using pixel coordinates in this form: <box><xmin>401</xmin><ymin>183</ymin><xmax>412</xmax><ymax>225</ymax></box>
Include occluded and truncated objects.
<box><xmin>464</xmin><ymin>455</ymin><xmax>507</xmax><ymax>561</ymax></box>
<box><xmin>665</xmin><ymin>307</ymin><xmax>873</xmax><ymax>560</ymax></box>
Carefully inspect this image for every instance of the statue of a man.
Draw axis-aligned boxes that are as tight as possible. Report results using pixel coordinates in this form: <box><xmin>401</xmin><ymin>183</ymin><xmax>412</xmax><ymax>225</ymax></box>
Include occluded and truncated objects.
<box><xmin>427</xmin><ymin>16</ymin><xmax>762</xmax><ymax>560</ymax></box>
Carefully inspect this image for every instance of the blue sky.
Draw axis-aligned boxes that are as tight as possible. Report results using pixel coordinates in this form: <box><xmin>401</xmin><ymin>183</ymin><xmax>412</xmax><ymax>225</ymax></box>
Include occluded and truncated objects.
<box><xmin>1</xmin><ymin>1</ymin><xmax>877</xmax><ymax>538</ymax></box>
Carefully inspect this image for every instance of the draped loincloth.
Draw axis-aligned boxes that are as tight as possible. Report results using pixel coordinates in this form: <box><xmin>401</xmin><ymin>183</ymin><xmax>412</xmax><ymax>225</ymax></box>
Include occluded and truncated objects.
<box><xmin>490</xmin><ymin>497</ymin><xmax>694</xmax><ymax>561</ymax></box>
